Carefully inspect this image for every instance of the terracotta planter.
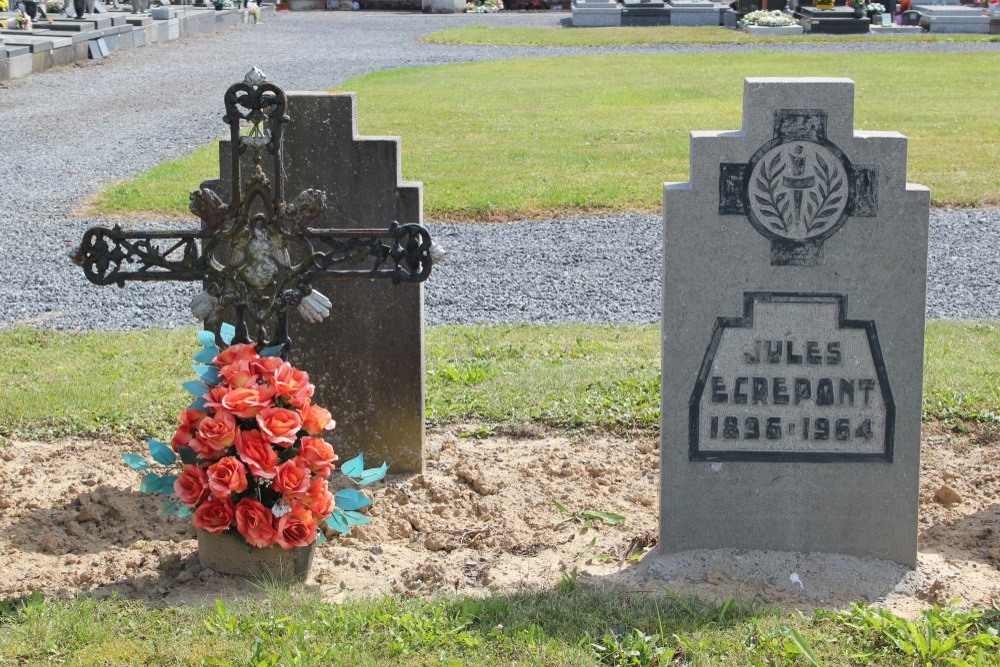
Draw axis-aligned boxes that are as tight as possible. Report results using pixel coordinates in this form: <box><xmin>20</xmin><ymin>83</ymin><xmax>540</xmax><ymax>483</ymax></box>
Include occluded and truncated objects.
<box><xmin>197</xmin><ymin>530</ymin><xmax>316</xmax><ymax>581</ymax></box>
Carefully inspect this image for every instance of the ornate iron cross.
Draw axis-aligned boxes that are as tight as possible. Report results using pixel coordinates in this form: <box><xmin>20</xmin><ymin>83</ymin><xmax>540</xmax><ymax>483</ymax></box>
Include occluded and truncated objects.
<box><xmin>73</xmin><ymin>68</ymin><xmax>441</xmax><ymax>351</ymax></box>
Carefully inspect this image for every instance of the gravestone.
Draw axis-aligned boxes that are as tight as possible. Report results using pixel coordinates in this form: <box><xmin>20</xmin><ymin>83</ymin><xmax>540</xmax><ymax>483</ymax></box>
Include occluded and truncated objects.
<box><xmin>74</xmin><ymin>70</ymin><xmax>437</xmax><ymax>476</ymax></box>
<box><xmin>661</xmin><ymin>78</ymin><xmax>929</xmax><ymax>567</ymax></box>
<box><xmin>206</xmin><ymin>90</ymin><xmax>429</xmax><ymax>475</ymax></box>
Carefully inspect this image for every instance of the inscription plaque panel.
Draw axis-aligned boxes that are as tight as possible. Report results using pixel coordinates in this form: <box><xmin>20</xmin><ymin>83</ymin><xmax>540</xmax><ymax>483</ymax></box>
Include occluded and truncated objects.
<box><xmin>689</xmin><ymin>293</ymin><xmax>894</xmax><ymax>462</ymax></box>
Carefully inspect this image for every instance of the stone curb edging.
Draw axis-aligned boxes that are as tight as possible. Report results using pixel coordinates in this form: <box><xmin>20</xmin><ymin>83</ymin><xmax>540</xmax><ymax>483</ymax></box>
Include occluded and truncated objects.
<box><xmin>0</xmin><ymin>4</ymin><xmax>275</xmax><ymax>81</ymax></box>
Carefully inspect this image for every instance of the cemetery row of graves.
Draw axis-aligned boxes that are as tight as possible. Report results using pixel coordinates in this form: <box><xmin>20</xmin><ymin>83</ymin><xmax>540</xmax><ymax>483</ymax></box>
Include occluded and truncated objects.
<box><xmin>0</xmin><ymin>1</ymin><xmax>270</xmax><ymax>80</ymax></box>
<box><xmin>571</xmin><ymin>0</ymin><xmax>1000</xmax><ymax>33</ymax></box>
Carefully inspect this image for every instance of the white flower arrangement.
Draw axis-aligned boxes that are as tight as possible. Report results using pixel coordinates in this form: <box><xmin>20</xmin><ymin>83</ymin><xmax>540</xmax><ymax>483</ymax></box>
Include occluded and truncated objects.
<box><xmin>45</xmin><ymin>0</ymin><xmax>65</xmax><ymax>11</ymax></box>
<box><xmin>738</xmin><ymin>9</ymin><xmax>797</xmax><ymax>26</ymax></box>
<box><xmin>865</xmin><ymin>2</ymin><xmax>885</xmax><ymax>12</ymax></box>
<box><xmin>466</xmin><ymin>0</ymin><xmax>503</xmax><ymax>12</ymax></box>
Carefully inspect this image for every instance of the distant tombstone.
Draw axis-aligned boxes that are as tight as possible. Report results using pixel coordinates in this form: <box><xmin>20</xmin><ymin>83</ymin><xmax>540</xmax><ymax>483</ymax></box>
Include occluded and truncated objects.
<box><xmin>207</xmin><ymin>89</ymin><xmax>430</xmax><ymax>475</ymax></box>
<box><xmin>660</xmin><ymin>78</ymin><xmax>929</xmax><ymax>567</ymax></box>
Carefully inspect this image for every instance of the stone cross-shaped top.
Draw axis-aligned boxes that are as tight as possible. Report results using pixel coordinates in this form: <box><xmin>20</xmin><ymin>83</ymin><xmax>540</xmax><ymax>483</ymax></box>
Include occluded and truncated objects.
<box><xmin>73</xmin><ymin>67</ymin><xmax>440</xmax><ymax>352</ymax></box>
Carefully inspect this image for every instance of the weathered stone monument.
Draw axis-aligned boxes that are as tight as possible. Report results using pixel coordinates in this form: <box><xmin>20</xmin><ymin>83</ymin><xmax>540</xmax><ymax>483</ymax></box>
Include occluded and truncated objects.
<box><xmin>204</xmin><ymin>84</ymin><xmax>433</xmax><ymax>475</ymax></box>
<box><xmin>661</xmin><ymin>78</ymin><xmax>929</xmax><ymax>567</ymax></box>
<box><xmin>74</xmin><ymin>69</ymin><xmax>438</xmax><ymax>475</ymax></box>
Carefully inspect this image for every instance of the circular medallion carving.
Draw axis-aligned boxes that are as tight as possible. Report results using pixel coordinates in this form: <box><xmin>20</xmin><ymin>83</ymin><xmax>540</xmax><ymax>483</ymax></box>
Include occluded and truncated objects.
<box><xmin>745</xmin><ymin>140</ymin><xmax>851</xmax><ymax>243</ymax></box>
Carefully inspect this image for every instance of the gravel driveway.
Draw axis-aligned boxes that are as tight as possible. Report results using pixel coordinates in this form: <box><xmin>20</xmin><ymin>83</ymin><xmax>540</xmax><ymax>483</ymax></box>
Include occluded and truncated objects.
<box><xmin>1</xmin><ymin>11</ymin><xmax>997</xmax><ymax>330</ymax></box>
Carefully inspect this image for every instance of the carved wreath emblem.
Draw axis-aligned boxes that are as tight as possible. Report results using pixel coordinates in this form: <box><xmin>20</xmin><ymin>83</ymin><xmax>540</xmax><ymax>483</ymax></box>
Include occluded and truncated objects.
<box><xmin>747</xmin><ymin>141</ymin><xmax>849</xmax><ymax>242</ymax></box>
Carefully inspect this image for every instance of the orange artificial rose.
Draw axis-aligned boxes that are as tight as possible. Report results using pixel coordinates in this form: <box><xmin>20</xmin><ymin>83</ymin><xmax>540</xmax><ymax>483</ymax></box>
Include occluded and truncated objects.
<box><xmin>193</xmin><ymin>412</ymin><xmax>239</xmax><ymax>459</ymax></box>
<box><xmin>193</xmin><ymin>497</ymin><xmax>235</xmax><ymax>535</ymax></box>
<box><xmin>207</xmin><ymin>456</ymin><xmax>249</xmax><ymax>499</ymax></box>
<box><xmin>221</xmin><ymin>385</ymin><xmax>274</xmax><ymax>419</ymax></box>
<box><xmin>234</xmin><ymin>498</ymin><xmax>277</xmax><ymax>548</ymax></box>
<box><xmin>171</xmin><ymin>408</ymin><xmax>207</xmax><ymax>450</ymax></box>
<box><xmin>219</xmin><ymin>360</ymin><xmax>256</xmax><ymax>389</ymax></box>
<box><xmin>300</xmin><ymin>476</ymin><xmax>335</xmax><ymax>520</ymax></box>
<box><xmin>275</xmin><ymin>504</ymin><xmax>317</xmax><ymax>549</ymax></box>
<box><xmin>256</xmin><ymin>407</ymin><xmax>302</xmax><ymax>447</ymax></box>
<box><xmin>235</xmin><ymin>429</ymin><xmax>278</xmax><ymax>479</ymax></box>
<box><xmin>297</xmin><ymin>437</ymin><xmax>338</xmax><ymax>479</ymax></box>
<box><xmin>252</xmin><ymin>355</ymin><xmax>284</xmax><ymax>376</ymax></box>
<box><xmin>174</xmin><ymin>464</ymin><xmax>210</xmax><ymax>507</ymax></box>
<box><xmin>214</xmin><ymin>343</ymin><xmax>258</xmax><ymax>368</ymax></box>
<box><xmin>271</xmin><ymin>363</ymin><xmax>314</xmax><ymax>408</ymax></box>
<box><xmin>202</xmin><ymin>385</ymin><xmax>231</xmax><ymax>413</ymax></box>
<box><xmin>300</xmin><ymin>401</ymin><xmax>335</xmax><ymax>436</ymax></box>
<box><xmin>273</xmin><ymin>459</ymin><xmax>310</xmax><ymax>497</ymax></box>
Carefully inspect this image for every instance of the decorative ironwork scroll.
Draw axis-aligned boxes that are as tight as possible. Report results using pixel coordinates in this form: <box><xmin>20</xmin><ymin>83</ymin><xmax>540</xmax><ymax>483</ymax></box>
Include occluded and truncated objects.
<box><xmin>73</xmin><ymin>68</ymin><xmax>441</xmax><ymax>351</ymax></box>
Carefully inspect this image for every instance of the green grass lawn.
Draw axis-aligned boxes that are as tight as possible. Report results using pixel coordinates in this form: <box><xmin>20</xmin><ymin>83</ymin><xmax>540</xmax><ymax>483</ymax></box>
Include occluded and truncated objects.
<box><xmin>88</xmin><ymin>53</ymin><xmax>1000</xmax><ymax>221</ymax></box>
<box><xmin>423</xmin><ymin>24</ymin><xmax>1000</xmax><ymax>47</ymax></box>
<box><xmin>0</xmin><ymin>322</ymin><xmax>996</xmax><ymax>443</ymax></box>
<box><xmin>2</xmin><ymin>580</ymin><xmax>999</xmax><ymax>665</ymax></box>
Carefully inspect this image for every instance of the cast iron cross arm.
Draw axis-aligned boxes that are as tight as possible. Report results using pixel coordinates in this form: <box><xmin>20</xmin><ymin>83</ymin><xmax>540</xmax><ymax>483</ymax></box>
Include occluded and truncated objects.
<box><xmin>71</xmin><ymin>67</ymin><xmax>442</xmax><ymax>351</ymax></box>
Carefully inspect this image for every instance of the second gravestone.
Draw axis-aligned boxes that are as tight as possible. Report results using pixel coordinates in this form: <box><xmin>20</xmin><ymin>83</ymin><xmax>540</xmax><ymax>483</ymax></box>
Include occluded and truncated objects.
<box><xmin>661</xmin><ymin>78</ymin><xmax>929</xmax><ymax>567</ymax></box>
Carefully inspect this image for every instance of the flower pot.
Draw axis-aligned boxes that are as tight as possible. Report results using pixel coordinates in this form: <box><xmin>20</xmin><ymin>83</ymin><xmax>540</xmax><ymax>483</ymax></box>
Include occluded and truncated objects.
<box><xmin>197</xmin><ymin>530</ymin><xmax>316</xmax><ymax>581</ymax></box>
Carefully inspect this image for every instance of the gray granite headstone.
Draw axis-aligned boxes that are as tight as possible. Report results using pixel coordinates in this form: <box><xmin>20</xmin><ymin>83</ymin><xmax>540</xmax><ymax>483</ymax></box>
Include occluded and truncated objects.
<box><xmin>210</xmin><ymin>93</ymin><xmax>426</xmax><ymax>474</ymax></box>
<box><xmin>660</xmin><ymin>78</ymin><xmax>929</xmax><ymax>567</ymax></box>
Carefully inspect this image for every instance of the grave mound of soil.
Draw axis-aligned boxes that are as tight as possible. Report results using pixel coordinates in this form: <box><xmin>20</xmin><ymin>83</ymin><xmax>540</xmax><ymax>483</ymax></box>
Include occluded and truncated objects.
<box><xmin>1</xmin><ymin>423</ymin><xmax>998</xmax><ymax>616</ymax></box>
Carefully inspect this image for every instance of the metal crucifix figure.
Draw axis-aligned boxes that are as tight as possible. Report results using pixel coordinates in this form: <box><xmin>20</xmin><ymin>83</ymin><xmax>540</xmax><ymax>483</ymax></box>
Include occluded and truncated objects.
<box><xmin>73</xmin><ymin>67</ymin><xmax>440</xmax><ymax>352</ymax></box>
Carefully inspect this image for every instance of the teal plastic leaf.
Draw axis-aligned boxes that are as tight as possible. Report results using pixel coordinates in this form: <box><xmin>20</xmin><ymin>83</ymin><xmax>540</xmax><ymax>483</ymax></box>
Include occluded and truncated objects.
<box><xmin>359</xmin><ymin>462</ymin><xmax>389</xmax><ymax>486</ymax></box>
<box><xmin>177</xmin><ymin>504</ymin><xmax>194</xmax><ymax>518</ymax></box>
<box><xmin>182</xmin><ymin>380</ymin><xmax>206</xmax><ymax>398</ymax></box>
<box><xmin>192</xmin><ymin>347</ymin><xmax>219</xmax><ymax>363</ymax></box>
<box><xmin>139</xmin><ymin>473</ymin><xmax>161</xmax><ymax>494</ymax></box>
<box><xmin>157</xmin><ymin>475</ymin><xmax>179</xmax><ymax>495</ymax></box>
<box><xmin>157</xmin><ymin>499</ymin><xmax>180</xmax><ymax>518</ymax></box>
<box><xmin>177</xmin><ymin>446</ymin><xmax>198</xmax><ymax>465</ymax></box>
<box><xmin>335</xmin><ymin>489</ymin><xmax>372</xmax><ymax>511</ymax></box>
<box><xmin>340</xmin><ymin>453</ymin><xmax>364</xmax><ymax>478</ymax></box>
<box><xmin>188</xmin><ymin>397</ymin><xmax>207</xmax><ymax>411</ymax></box>
<box><xmin>122</xmin><ymin>453</ymin><xmax>149</xmax><ymax>471</ymax></box>
<box><xmin>258</xmin><ymin>344</ymin><xmax>284</xmax><ymax>358</ymax></box>
<box><xmin>148</xmin><ymin>438</ymin><xmax>176</xmax><ymax>465</ymax></box>
<box><xmin>220</xmin><ymin>323</ymin><xmax>236</xmax><ymax>345</ymax></box>
<box><xmin>325</xmin><ymin>512</ymin><xmax>350</xmax><ymax>535</ymax></box>
<box><xmin>315</xmin><ymin>531</ymin><xmax>327</xmax><ymax>545</ymax></box>
<box><xmin>192</xmin><ymin>365</ymin><xmax>221</xmax><ymax>386</ymax></box>
<box><xmin>344</xmin><ymin>510</ymin><xmax>371</xmax><ymax>526</ymax></box>
<box><xmin>197</xmin><ymin>330</ymin><xmax>216</xmax><ymax>348</ymax></box>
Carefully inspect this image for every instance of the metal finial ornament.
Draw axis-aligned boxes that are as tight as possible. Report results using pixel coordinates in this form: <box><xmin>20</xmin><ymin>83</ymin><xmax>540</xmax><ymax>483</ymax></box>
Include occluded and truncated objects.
<box><xmin>73</xmin><ymin>68</ymin><xmax>439</xmax><ymax>353</ymax></box>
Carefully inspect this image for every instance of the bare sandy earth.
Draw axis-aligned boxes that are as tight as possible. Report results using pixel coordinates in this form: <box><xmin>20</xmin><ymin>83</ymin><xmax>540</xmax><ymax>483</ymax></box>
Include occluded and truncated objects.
<box><xmin>1</xmin><ymin>423</ymin><xmax>998</xmax><ymax>616</ymax></box>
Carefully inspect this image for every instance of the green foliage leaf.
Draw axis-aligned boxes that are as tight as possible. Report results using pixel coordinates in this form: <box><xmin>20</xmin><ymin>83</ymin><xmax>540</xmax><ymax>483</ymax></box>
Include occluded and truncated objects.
<box><xmin>192</xmin><ymin>347</ymin><xmax>219</xmax><ymax>364</ymax></box>
<box><xmin>157</xmin><ymin>475</ymin><xmax>178</xmax><ymax>494</ymax></box>
<box><xmin>340</xmin><ymin>453</ymin><xmax>364</xmax><ymax>478</ymax></box>
<box><xmin>344</xmin><ymin>510</ymin><xmax>371</xmax><ymax>526</ymax></box>
<box><xmin>158</xmin><ymin>499</ymin><xmax>180</xmax><ymax>518</ymax></box>
<box><xmin>192</xmin><ymin>365</ymin><xmax>221</xmax><ymax>386</ymax></box>
<box><xmin>177</xmin><ymin>504</ymin><xmax>194</xmax><ymax>518</ymax></box>
<box><xmin>359</xmin><ymin>462</ymin><xmax>389</xmax><ymax>486</ymax></box>
<box><xmin>220</xmin><ymin>323</ymin><xmax>236</xmax><ymax>346</ymax></box>
<box><xmin>139</xmin><ymin>472</ymin><xmax>161</xmax><ymax>494</ymax></box>
<box><xmin>325</xmin><ymin>511</ymin><xmax>350</xmax><ymax>535</ymax></box>
<box><xmin>315</xmin><ymin>530</ymin><xmax>327</xmax><ymax>545</ymax></box>
<box><xmin>781</xmin><ymin>625</ymin><xmax>823</xmax><ymax>667</ymax></box>
<box><xmin>182</xmin><ymin>380</ymin><xmax>206</xmax><ymax>397</ymax></box>
<box><xmin>178</xmin><ymin>446</ymin><xmax>198</xmax><ymax>465</ymax></box>
<box><xmin>122</xmin><ymin>453</ymin><xmax>149</xmax><ymax>471</ymax></box>
<box><xmin>335</xmin><ymin>489</ymin><xmax>372</xmax><ymax>511</ymax></box>
<box><xmin>197</xmin><ymin>330</ymin><xmax>216</xmax><ymax>348</ymax></box>
<box><xmin>148</xmin><ymin>438</ymin><xmax>176</xmax><ymax>465</ymax></box>
<box><xmin>258</xmin><ymin>344</ymin><xmax>284</xmax><ymax>358</ymax></box>
<box><xmin>188</xmin><ymin>397</ymin><xmax>207</xmax><ymax>411</ymax></box>
<box><xmin>581</xmin><ymin>510</ymin><xmax>626</xmax><ymax>526</ymax></box>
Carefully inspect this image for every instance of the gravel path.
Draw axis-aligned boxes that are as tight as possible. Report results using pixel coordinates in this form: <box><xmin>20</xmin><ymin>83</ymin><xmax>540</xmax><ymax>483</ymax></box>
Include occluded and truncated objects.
<box><xmin>1</xmin><ymin>11</ymin><xmax>997</xmax><ymax>330</ymax></box>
